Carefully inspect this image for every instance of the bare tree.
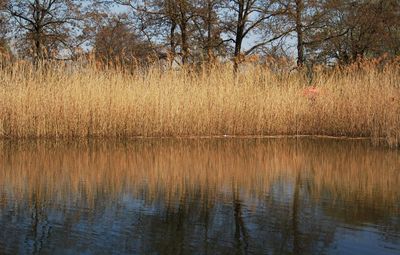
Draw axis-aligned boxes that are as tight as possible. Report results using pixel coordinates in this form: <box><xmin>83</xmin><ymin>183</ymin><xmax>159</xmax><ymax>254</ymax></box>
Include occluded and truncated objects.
<box><xmin>317</xmin><ymin>0</ymin><xmax>400</xmax><ymax>64</ymax></box>
<box><xmin>0</xmin><ymin>1</ymin><xmax>9</xmax><ymax>55</ymax></box>
<box><xmin>5</xmin><ymin>0</ymin><xmax>86</xmax><ymax>63</ymax></box>
<box><xmin>113</xmin><ymin>0</ymin><xmax>197</xmax><ymax>65</ymax></box>
<box><xmin>222</xmin><ymin>0</ymin><xmax>286</xmax><ymax>70</ymax></box>
<box><xmin>0</xmin><ymin>0</ymin><xmax>398</xmax><ymax>68</ymax></box>
<box><xmin>273</xmin><ymin>0</ymin><xmax>400</xmax><ymax>66</ymax></box>
<box><xmin>191</xmin><ymin>0</ymin><xmax>226</xmax><ymax>61</ymax></box>
<box><xmin>270</xmin><ymin>0</ymin><xmax>334</xmax><ymax>67</ymax></box>
<box><xmin>93</xmin><ymin>14</ymin><xmax>155</xmax><ymax>67</ymax></box>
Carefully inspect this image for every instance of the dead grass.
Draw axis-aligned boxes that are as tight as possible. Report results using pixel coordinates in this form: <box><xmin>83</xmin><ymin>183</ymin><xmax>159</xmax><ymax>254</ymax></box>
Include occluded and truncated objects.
<box><xmin>0</xmin><ymin>60</ymin><xmax>399</xmax><ymax>146</ymax></box>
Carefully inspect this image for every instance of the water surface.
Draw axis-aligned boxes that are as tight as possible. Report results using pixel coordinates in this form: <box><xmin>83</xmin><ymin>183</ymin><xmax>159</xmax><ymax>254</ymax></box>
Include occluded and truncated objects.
<box><xmin>0</xmin><ymin>139</ymin><xmax>399</xmax><ymax>254</ymax></box>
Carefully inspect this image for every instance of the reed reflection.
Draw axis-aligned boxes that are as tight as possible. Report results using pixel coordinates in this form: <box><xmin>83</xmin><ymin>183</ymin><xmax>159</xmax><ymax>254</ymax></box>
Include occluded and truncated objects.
<box><xmin>0</xmin><ymin>139</ymin><xmax>399</xmax><ymax>254</ymax></box>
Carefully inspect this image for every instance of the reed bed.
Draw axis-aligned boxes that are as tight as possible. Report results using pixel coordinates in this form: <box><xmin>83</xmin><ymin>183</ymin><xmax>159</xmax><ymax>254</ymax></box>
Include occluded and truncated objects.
<box><xmin>0</xmin><ymin>60</ymin><xmax>399</xmax><ymax>146</ymax></box>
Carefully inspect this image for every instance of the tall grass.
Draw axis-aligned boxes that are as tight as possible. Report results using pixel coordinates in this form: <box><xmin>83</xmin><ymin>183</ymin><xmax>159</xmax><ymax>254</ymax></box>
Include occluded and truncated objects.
<box><xmin>0</xmin><ymin>59</ymin><xmax>399</xmax><ymax>146</ymax></box>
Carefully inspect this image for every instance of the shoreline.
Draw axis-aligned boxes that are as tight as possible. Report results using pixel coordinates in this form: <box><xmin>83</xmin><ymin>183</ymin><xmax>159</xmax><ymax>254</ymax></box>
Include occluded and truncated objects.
<box><xmin>0</xmin><ymin>134</ymin><xmax>389</xmax><ymax>143</ymax></box>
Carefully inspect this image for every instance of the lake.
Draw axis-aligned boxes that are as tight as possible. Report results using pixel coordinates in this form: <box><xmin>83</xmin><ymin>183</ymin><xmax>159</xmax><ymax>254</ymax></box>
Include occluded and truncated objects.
<box><xmin>0</xmin><ymin>139</ymin><xmax>399</xmax><ymax>254</ymax></box>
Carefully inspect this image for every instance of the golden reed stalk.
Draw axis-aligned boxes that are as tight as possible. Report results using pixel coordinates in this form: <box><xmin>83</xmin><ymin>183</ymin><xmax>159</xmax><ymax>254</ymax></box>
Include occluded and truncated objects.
<box><xmin>0</xmin><ymin>59</ymin><xmax>399</xmax><ymax>146</ymax></box>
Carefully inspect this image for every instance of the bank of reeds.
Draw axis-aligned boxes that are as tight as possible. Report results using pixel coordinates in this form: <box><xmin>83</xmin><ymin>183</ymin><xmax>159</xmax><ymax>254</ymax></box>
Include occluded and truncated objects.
<box><xmin>0</xmin><ymin>59</ymin><xmax>399</xmax><ymax>146</ymax></box>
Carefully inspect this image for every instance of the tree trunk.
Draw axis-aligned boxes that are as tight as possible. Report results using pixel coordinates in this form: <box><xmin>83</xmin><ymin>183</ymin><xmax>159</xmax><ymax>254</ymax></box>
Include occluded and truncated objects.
<box><xmin>295</xmin><ymin>0</ymin><xmax>304</xmax><ymax>67</ymax></box>
<box><xmin>169</xmin><ymin>21</ymin><xmax>177</xmax><ymax>66</ymax></box>
<box><xmin>180</xmin><ymin>22</ymin><xmax>189</xmax><ymax>64</ymax></box>
<box><xmin>34</xmin><ymin>30</ymin><xmax>42</xmax><ymax>65</ymax></box>
<box><xmin>206</xmin><ymin>0</ymin><xmax>213</xmax><ymax>60</ymax></box>
<box><xmin>233</xmin><ymin>0</ymin><xmax>245</xmax><ymax>72</ymax></box>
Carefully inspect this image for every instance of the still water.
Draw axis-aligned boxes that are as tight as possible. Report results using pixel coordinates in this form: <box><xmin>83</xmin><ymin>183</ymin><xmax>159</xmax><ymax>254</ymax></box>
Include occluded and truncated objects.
<box><xmin>0</xmin><ymin>139</ymin><xmax>399</xmax><ymax>255</ymax></box>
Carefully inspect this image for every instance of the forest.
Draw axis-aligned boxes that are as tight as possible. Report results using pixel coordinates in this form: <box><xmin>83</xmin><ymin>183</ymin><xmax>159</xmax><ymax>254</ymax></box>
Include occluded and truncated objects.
<box><xmin>0</xmin><ymin>0</ymin><xmax>398</xmax><ymax>67</ymax></box>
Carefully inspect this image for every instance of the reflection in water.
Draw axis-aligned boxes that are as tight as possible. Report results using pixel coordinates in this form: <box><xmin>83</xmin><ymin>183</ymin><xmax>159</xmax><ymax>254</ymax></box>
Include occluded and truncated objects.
<box><xmin>0</xmin><ymin>139</ymin><xmax>399</xmax><ymax>254</ymax></box>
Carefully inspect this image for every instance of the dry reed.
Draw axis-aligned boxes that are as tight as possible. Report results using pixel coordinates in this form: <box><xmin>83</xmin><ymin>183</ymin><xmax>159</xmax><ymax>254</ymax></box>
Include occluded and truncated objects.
<box><xmin>0</xmin><ymin>60</ymin><xmax>399</xmax><ymax>146</ymax></box>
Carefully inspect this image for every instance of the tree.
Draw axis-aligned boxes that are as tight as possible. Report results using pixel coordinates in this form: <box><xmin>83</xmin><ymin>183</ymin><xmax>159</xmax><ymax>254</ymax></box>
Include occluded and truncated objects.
<box><xmin>222</xmin><ymin>0</ymin><xmax>286</xmax><ymax>70</ymax></box>
<box><xmin>113</xmin><ymin>0</ymin><xmax>196</xmax><ymax>65</ymax></box>
<box><xmin>317</xmin><ymin>0</ymin><xmax>400</xmax><ymax>64</ymax></box>
<box><xmin>191</xmin><ymin>0</ymin><xmax>226</xmax><ymax>61</ymax></box>
<box><xmin>93</xmin><ymin>15</ymin><xmax>155</xmax><ymax>67</ymax></box>
<box><xmin>115</xmin><ymin>0</ymin><xmax>227</xmax><ymax>65</ymax></box>
<box><xmin>0</xmin><ymin>0</ymin><xmax>14</xmax><ymax>64</ymax></box>
<box><xmin>4</xmin><ymin>0</ymin><xmax>86</xmax><ymax>63</ymax></box>
<box><xmin>0</xmin><ymin>2</ymin><xmax>8</xmax><ymax>53</ymax></box>
<box><xmin>269</xmin><ymin>0</ymin><xmax>335</xmax><ymax>67</ymax></box>
<box><xmin>276</xmin><ymin>0</ymin><xmax>400</xmax><ymax>65</ymax></box>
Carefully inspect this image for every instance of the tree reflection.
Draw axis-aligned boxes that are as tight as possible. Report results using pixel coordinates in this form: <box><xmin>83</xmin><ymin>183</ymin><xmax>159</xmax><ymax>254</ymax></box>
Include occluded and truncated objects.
<box><xmin>0</xmin><ymin>139</ymin><xmax>398</xmax><ymax>254</ymax></box>
<box><xmin>233</xmin><ymin>184</ymin><xmax>249</xmax><ymax>255</ymax></box>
